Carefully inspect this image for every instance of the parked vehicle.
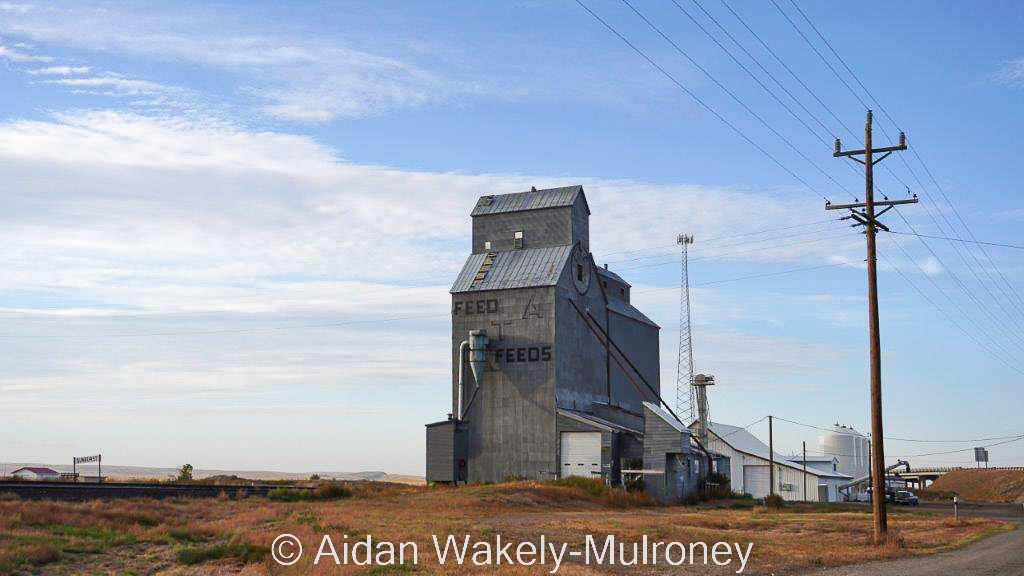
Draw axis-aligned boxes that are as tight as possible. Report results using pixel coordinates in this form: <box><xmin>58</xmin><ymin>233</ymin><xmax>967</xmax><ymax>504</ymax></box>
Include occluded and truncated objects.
<box><xmin>894</xmin><ymin>490</ymin><xmax>919</xmax><ymax>506</ymax></box>
<box><xmin>864</xmin><ymin>487</ymin><xmax>899</xmax><ymax>503</ymax></box>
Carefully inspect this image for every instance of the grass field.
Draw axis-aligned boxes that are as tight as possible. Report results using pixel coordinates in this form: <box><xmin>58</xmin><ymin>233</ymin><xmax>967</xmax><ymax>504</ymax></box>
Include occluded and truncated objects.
<box><xmin>0</xmin><ymin>479</ymin><xmax>1011</xmax><ymax>575</ymax></box>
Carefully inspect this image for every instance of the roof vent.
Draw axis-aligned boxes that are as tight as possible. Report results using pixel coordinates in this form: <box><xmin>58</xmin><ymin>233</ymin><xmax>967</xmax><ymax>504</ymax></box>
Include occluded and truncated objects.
<box><xmin>531</xmin><ymin>186</ymin><xmax>537</xmax><ymax>192</ymax></box>
<box><xmin>479</xmin><ymin>195</ymin><xmax>494</xmax><ymax>206</ymax></box>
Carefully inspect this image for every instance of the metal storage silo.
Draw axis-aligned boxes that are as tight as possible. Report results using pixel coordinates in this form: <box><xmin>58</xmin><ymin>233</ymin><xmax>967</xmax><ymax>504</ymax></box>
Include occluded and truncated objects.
<box><xmin>819</xmin><ymin>424</ymin><xmax>868</xmax><ymax>480</ymax></box>
<box><xmin>859</xmin><ymin>434</ymin><xmax>870</xmax><ymax>477</ymax></box>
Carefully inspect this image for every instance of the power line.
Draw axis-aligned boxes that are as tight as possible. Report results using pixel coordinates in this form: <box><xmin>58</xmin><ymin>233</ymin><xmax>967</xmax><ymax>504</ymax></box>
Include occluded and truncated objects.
<box><xmin>715</xmin><ymin>0</ymin><xmax>926</xmax><ymax>212</ymax></box>
<box><xmin>804</xmin><ymin>435</ymin><xmax>1024</xmax><ymax>459</ymax></box>
<box><xmin>689</xmin><ymin>0</ymin><xmax>836</xmax><ymax>142</ymax></box>
<box><xmin>893</xmin><ymin>160</ymin><xmax>1024</xmax><ymax>338</ymax></box>
<box><xmin>667</xmin><ymin>0</ymin><xmax>834</xmax><ymax>148</ymax></box>
<box><xmin>4</xmin><ymin>259</ymin><xmax>853</xmax><ymax>339</ymax></box>
<box><xmin>4</xmin><ymin>221</ymin><xmax>849</xmax><ymax>318</ymax></box>
<box><xmin>895</xmin><ymin>145</ymin><xmax>1024</xmax><ymax>324</ymax></box>
<box><xmin>633</xmin><ymin>261</ymin><xmax>848</xmax><ymax>295</ymax></box>
<box><xmin>781</xmin><ymin>0</ymin><xmax>1024</xmax><ymax>341</ymax></box>
<box><xmin>620</xmin><ymin>0</ymin><xmax>856</xmax><ymax>200</ymax></box>
<box><xmin>695</xmin><ymin>261</ymin><xmax>847</xmax><ymax>287</ymax></box>
<box><xmin>887</xmin><ymin>217</ymin><xmax>1024</xmax><ymax>365</ymax></box>
<box><xmin>879</xmin><ymin>237</ymin><xmax>1024</xmax><ymax>376</ymax></box>
<box><xmin>613</xmin><ymin>228</ymin><xmax>855</xmax><ymax>273</ymax></box>
<box><xmin>768</xmin><ymin>0</ymin><xmax>869</xmax><ymax>111</ymax></box>
<box><xmin>605</xmin><ymin>223</ymin><xmax>840</xmax><ymax>265</ymax></box>
<box><xmin>718</xmin><ymin>0</ymin><xmax>853</xmax><ymax>142</ymax></box>
<box><xmin>901</xmin><ymin>436</ymin><xmax>1024</xmax><ymax>459</ymax></box>
<box><xmin>908</xmin><ymin>142</ymin><xmax>1024</xmax><ymax>316</ymax></box>
<box><xmin>772</xmin><ymin>416</ymin><xmax>1024</xmax><ymax>444</ymax></box>
<box><xmin>573</xmin><ymin>0</ymin><xmax>833</xmax><ymax>202</ymax></box>
<box><xmin>892</xmin><ymin>208</ymin><xmax>1024</xmax><ymax>355</ymax></box>
<box><xmin>888</xmin><ymin>230</ymin><xmax>1024</xmax><ymax>251</ymax></box>
<box><xmin>587</xmin><ymin>218</ymin><xmax>839</xmax><ymax>260</ymax></box>
<box><xmin>718</xmin><ymin>416</ymin><xmax>767</xmax><ymax>440</ymax></box>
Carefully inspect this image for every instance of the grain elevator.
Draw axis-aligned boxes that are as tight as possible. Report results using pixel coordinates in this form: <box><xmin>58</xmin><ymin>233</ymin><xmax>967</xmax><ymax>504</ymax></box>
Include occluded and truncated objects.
<box><xmin>426</xmin><ymin>186</ymin><xmax>713</xmax><ymax>501</ymax></box>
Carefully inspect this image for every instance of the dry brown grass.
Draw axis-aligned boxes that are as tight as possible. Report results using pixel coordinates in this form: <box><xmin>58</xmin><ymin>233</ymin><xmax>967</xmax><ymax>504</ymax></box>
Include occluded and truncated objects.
<box><xmin>0</xmin><ymin>480</ymin><xmax>1009</xmax><ymax>575</ymax></box>
<box><xmin>922</xmin><ymin>469</ymin><xmax>1024</xmax><ymax>503</ymax></box>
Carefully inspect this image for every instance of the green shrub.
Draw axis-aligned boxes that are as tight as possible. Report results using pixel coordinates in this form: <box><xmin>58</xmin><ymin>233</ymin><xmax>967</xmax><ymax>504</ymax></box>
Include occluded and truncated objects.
<box><xmin>266</xmin><ymin>488</ymin><xmax>305</xmax><ymax>502</ymax></box>
<box><xmin>313</xmin><ymin>483</ymin><xmax>353</xmax><ymax>500</ymax></box>
<box><xmin>764</xmin><ymin>494</ymin><xmax>786</xmax><ymax>509</ymax></box>
<box><xmin>177</xmin><ymin>542</ymin><xmax>267</xmax><ymax>565</ymax></box>
<box><xmin>550</xmin><ymin>476</ymin><xmax>606</xmax><ymax>496</ymax></box>
<box><xmin>266</xmin><ymin>483</ymin><xmax>352</xmax><ymax>502</ymax></box>
<box><xmin>168</xmin><ymin>528</ymin><xmax>212</xmax><ymax>543</ymax></box>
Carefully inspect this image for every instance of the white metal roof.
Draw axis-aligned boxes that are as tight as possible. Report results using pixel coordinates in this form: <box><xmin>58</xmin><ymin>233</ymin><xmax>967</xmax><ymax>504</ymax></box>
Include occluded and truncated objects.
<box><xmin>702</xmin><ymin>421</ymin><xmax>852</xmax><ymax>478</ymax></box>
<box><xmin>450</xmin><ymin>245</ymin><xmax>572</xmax><ymax>293</ymax></box>
<box><xmin>789</xmin><ymin>455</ymin><xmax>838</xmax><ymax>463</ymax></box>
<box><xmin>470</xmin><ymin>186</ymin><xmax>588</xmax><ymax>216</ymax></box>
<box><xmin>642</xmin><ymin>401</ymin><xmax>688</xmax><ymax>433</ymax></box>
<box><xmin>557</xmin><ymin>408</ymin><xmax>642</xmax><ymax>436</ymax></box>
<box><xmin>607</xmin><ymin>299</ymin><xmax>660</xmax><ymax>328</ymax></box>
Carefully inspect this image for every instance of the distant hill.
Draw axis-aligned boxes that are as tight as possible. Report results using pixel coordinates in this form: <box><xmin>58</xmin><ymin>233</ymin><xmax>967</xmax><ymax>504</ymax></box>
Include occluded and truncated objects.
<box><xmin>1</xmin><ymin>462</ymin><xmax>424</xmax><ymax>485</ymax></box>
<box><xmin>922</xmin><ymin>469</ymin><xmax>1024</xmax><ymax>503</ymax></box>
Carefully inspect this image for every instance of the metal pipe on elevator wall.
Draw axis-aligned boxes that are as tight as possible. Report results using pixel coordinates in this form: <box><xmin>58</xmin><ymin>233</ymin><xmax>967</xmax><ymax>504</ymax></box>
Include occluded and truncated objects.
<box><xmin>456</xmin><ymin>340</ymin><xmax>470</xmax><ymax>420</ymax></box>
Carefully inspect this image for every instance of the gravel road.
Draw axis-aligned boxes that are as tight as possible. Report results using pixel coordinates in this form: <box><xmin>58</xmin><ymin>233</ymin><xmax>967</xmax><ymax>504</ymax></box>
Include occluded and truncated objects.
<box><xmin>798</xmin><ymin>503</ymin><xmax>1024</xmax><ymax>576</ymax></box>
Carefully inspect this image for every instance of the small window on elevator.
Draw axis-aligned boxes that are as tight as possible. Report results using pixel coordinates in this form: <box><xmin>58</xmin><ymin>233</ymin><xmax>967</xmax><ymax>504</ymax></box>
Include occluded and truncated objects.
<box><xmin>513</xmin><ymin>230</ymin><xmax>524</xmax><ymax>249</ymax></box>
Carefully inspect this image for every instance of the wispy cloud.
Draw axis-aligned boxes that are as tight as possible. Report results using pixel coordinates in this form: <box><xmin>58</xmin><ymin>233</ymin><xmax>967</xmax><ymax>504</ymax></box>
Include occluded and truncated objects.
<box><xmin>27</xmin><ymin>65</ymin><xmax>90</xmax><ymax>75</ymax></box>
<box><xmin>918</xmin><ymin>256</ymin><xmax>943</xmax><ymax>276</ymax></box>
<box><xmin>0</xmin><ymin>2</ymin><xmax>673</xmax><ymax>122</ymax></box>
<box><xmin>0</xmin><ymin>109</ymin><xmax>863</xmax><ymax>469</ymax></box>
<box><xmin>0</xmin><ymin>2</ymin><xmax>32</xmax><ymax>14</ymax></box>
<box><xmin>993</xmin><ymin>57</ymin><xmax>1024</xmax><ymax>87</ymax></box>
<box><xmin>0</xmin><ymin>109</ymin><xmax>847</xmax><ymax>389</ymax></box>
<box><xmin>997</xmin><ymin>207</ymin><xmax>1024</xmax><ymax>221</ymax></box>
<box><xmin>41</xmin><ymin>73</ymin><xmax>194</xmax><ymax>109</ymax></box>
<box><xmin>0</xmin><ymin>5</ymin><xmax>455</xmax><ymax>121</ymax></box>
<box><xmin>0</xmin><ymin>40</ymin><xmax>50</xmax><ymax>62</ymax></box>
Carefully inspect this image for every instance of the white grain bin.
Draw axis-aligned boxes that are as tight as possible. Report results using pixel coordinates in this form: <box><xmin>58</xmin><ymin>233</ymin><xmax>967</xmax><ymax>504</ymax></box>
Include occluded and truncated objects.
<box><xmin>819</xmin><ymin>424</ymin><xmax>869</xmax><ymax>482</ymax></box>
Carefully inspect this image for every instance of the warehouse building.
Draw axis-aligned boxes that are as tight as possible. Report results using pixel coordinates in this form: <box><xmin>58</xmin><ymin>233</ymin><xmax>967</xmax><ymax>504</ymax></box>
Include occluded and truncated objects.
<box><xmin>426</xmin><ymin>186</ymin><xmax>708</xmax><ymax>502</ymax></box>
<box><xmin>699</xmin><ymin>421</ymin><xmax>851</xmax><ymax>502</ymax></box>
<box><xmin>10</xmin><ymin>467</ymin><xmax>60</xmax><ymax>481</ymax></box>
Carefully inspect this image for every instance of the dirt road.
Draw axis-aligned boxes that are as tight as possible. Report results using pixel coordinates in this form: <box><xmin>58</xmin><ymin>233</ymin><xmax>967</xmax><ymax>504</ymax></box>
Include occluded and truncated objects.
<box><xmin>798</xmin><ymin>503</ymin><xmax>1024</xmax><ymax>576</ymax></box>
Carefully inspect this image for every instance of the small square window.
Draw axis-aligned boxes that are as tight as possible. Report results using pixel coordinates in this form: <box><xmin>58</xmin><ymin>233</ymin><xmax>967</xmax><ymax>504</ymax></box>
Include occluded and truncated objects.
<box><xmin>484</xmin><ymin>241</ymin><xmax>492</xmax><ymax>250</ymax></box>
<box><xmin>513</xmin><ymin>231</ymin><xmax>524</xmax><ymax>249</ymax></box>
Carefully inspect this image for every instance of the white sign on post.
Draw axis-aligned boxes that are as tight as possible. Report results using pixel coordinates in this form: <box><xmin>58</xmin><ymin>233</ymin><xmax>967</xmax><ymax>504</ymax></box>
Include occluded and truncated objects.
<box><xmin>72</xmin><ymin>454</ymin><xmax>102</xmax><ymax>482</ymax></box>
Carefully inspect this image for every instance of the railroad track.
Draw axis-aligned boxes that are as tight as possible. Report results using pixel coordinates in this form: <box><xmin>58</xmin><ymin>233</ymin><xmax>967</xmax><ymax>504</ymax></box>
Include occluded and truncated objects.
<box><xmin>0</xmin><ymin>480</ymin><xmax>312</xmax><ymax>500</ymax></box>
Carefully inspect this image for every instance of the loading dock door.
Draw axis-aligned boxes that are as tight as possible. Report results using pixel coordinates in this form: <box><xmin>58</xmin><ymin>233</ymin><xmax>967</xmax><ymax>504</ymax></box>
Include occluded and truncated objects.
<box><xmin>560</xmin><ymin>432</ymin><xmax>601</xmax><ymax>479</ymax></box>
<box><xmin>742</xmin><ymin>465</ymin><xmax>770</xmax><ymax>498</ymax></box>
<box><xmin>818</xmin><ymin>485</ymin><xmax>829</xmax><ymax>502</ymax></box>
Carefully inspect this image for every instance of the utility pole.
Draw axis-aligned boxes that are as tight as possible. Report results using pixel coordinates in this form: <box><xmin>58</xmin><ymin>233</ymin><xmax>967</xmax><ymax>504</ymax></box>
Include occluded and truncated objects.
<box><xmin>828</xmin><ymin>109</ymin><xmax>916</xmax><ymax>543</ymax></box>
<box><xmin>768</xmin><ymin>415</ymin><xmax>774</xmax><ymax>498</ymax></box>
<box><xmin>803</xmin><ymin>441</ymin><xmax>808</xmax><ymax>502</ymax></box>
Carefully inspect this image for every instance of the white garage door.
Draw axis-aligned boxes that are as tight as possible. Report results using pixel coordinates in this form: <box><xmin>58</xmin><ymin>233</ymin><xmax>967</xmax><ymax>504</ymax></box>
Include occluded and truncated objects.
<box><xmin>560</xmin><ymin>432</ymin><xmax>601</xmax><ymax>479</ymax></box>
<box><xmin>743</xmin><ymin>465</ymin><xmax>770</xmax><ymax>498</ymax></box>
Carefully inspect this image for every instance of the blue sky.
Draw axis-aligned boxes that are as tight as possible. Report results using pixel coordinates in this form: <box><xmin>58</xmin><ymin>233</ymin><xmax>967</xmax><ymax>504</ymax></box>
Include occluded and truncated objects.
<box><xmin>1</xmin><ymin>0</ymin><xmax>1022</xmax><ymax>475</ymax></box>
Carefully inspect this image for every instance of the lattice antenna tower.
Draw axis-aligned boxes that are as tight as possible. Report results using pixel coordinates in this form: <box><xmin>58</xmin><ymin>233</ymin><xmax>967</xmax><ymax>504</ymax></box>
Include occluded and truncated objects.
<box><xmin>675</xmin><ymin>233</ymin><xmax>696</xmax><ymax>423</ymax></box>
